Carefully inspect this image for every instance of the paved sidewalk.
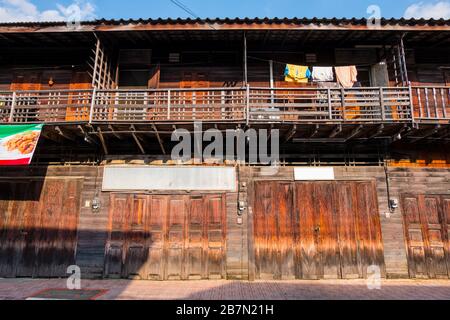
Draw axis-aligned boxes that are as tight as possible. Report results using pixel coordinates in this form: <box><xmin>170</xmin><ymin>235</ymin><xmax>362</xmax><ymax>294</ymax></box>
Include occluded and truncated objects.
<box><xmin>0</xmin><ymin>278</ymin><xmax>449</xmax><ymax>300</ymax></box>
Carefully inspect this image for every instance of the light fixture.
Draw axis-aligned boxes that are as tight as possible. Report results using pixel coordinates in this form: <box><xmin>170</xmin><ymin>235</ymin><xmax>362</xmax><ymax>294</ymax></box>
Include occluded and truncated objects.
<box><xmin>91</xmin><ymin>196</ymin><xmax>101</xmax><ymax>213</ymax></box>
<box><xmin>48</xmin><ymin>77</ymin><xmax>54</xmax><ymax>87</ymax></box>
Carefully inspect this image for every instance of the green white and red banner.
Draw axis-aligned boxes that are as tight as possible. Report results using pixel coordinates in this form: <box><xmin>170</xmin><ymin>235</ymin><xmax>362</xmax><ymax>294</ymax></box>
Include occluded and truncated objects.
<box><xmin>0</xmin><ymin>124</ymin><xmax>43</xmax><ymax>165</ymax></box>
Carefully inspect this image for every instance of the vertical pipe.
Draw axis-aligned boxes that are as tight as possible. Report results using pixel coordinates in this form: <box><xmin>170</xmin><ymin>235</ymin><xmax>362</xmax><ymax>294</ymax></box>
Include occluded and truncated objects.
<box><xmin>417</xmin><ymin>88</ymin><xmax>422</xmax><ymax>119</ymax></box>
<box><xmin>9</xmin><ymin>91</ymin><xmax>16</xmax><ymax>123</ymax></box>
<box><xmin>432</xmin><ymin>87</ymin><xmax>438</xmax><ymax>118</ymax></box>
<box><xmin>408</xmin><ymin>85</ymin><xmax>414</xmax><ymax>123</ymax></box>
<box><xmin>243</xmin><ymin>33</ymin><xmax>248</xmax><ymax>86</ymax></box>
<box><xmin>89</xmin><ymin>88</ymin><xmax>97</xmax><ymax>123</ymax></box>
<box><xmin>400</xmin><ymin>35</ymin><xmax>409</xmax><ymax>85</ymax></box>
<box><xmin>246</xmin><ymin>84</ymin><xmax>250</xmax><ymax>125</ymax></box>
<box><xmin>327</xmin><ymin>88</ymin><xmax>332</xmax><ymax>120</ymax></box>
<box><xmin>380</xmin><ymin>87</ymin><xmax>386</xmax><ymax>121</ymax></box>
<box><xmin>167</xmin><ymin>90</ymin><xmax>171</xmax><ymax>120</ymax></box>
<box><xmin>269</xmin><ymin>60</ymin><xmax>274</xmax><ymax>106</ymax></box>
<box><xmin>441</xmin><ymin>88</ymin><xmax>447</xmax><ymax>119</ymax></box>
<box><xmin>92</xmin><ymin>38</ymin><xmax>100</xmax><ymax>88</ymax></box>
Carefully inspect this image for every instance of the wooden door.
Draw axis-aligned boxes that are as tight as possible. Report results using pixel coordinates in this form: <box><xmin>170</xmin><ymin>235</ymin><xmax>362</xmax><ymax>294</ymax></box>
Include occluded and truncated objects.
<box><xmin>105</xmin><ymin>193</ymin><xmax>226</xmax><ymax>280</ymax></box>
<box><xmin>178</xmin><ymin>72</ymin><xmax>210</xmax><ymax>120</ymax></box>
<box><xmin>66</xmin><ymin>72</ymin><xmax>92</xmax><ymax>121</ymax></box>
<box><xmin>402</xmin><ymin>194</ymin><xmax>450</xmax><ymax>279</ymax></box>
<box><xmin>253</xmin><ymin>180</ymin><xmax>385</xmax><ymax>280</ymax></box>
<box><xmin>254</xmin><ymin>181</ymin><xmax>296</xmax><ymax>280</ymax></box>
<box><xmin>0</xmin><ymin>179</ymin><xmax>82</xmax><ymax>278</ymax></box>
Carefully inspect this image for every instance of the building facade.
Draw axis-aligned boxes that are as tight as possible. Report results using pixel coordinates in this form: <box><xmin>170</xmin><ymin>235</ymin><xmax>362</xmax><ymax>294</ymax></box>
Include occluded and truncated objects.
<box><xmin>0</xmin><ymin>18</ymin><xmax>449</xmax><ymax>280</ymax></box>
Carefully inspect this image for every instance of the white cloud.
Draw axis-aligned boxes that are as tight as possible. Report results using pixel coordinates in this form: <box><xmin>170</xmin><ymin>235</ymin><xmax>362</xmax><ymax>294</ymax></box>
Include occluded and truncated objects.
<box><xmin>404</xmin><ymin>1</ymin><xmax>450</xmax><ymax>19</ymax></box>
<box><xmin>0</xmin><ymin>0</ymin><xmax>96</xmax><ymax>22</ymax></box>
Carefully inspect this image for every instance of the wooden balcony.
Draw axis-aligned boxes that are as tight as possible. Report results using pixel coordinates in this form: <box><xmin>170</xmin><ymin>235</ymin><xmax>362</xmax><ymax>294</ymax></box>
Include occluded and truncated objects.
<box><xmin>0</xmin><ymin>86</ymin><xmax>449</xmax><ymax>125</ymax></box>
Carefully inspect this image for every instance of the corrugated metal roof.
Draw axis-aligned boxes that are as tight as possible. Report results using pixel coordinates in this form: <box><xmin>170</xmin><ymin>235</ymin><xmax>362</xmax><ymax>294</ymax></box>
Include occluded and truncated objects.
<box><xmin>0</xmin><ymin>17</ymin><xmax>449</xmax><ymax>27</ymax></box>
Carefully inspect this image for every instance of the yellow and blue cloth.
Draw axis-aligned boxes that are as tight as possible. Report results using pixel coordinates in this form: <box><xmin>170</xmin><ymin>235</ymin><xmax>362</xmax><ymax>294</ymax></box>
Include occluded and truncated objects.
<box><xmin>284</xmin><ymin>64</ymin><xmax>311</xmax><ymax>83</ymax></box>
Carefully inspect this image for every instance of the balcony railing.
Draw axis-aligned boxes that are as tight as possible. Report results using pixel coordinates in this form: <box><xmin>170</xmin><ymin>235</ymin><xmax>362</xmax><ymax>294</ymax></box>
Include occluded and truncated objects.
<box><xmin>411</xmin><ymin>86</ymin><xmax>450</xmax><ymax>122</ymax></box>
<box><xmin>249</xmin><ymin>87</ymin><xmax>412</xmax><ymax>122</ymax></box>
<box><xmin>0</xmin><ymin>86</ymin><xmax>448</xmax><ymax>125</ymax></box>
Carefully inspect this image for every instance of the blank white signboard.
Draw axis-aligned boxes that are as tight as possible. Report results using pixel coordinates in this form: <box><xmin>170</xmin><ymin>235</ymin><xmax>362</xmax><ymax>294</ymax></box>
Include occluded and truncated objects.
<box><xmin>294</xmin><ymin>167</ymin><xmax>335</xmax><ymax>181</ymax></box>
<box><xmin>102</xmin><ymin>166</ymin><xmax>237</xmax><ymax>191</ymax></box>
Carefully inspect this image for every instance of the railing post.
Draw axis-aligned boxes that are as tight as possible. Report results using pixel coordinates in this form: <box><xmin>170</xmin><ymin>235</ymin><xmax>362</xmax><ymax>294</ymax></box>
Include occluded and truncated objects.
<box><xmin>9</xmin><ymin>91</ymin><xmax>16</xmax><ymax>123</ymax></box>
<box><xmin>167</xmin><ymin>90</ymin><xmax>171</xmax><ymax>120</ymax></box>
<box><xmin>89</xmin><ymin>88</ymin><xmax>97</xmax><ymax>124</ymax></box>
<box><xmin>327</xmin><ymin>89</ymin><xmax>332</xmax><ymax>120</ymax></box>
<box><xmin>408</xmin><ymin>84</ymin><xmax>415</xmax><ymax>124</ymax></box>
<box><xmin>246</xmin><ymin>84</ymin><xmax>250</xmax><ymax>125</ymax></box>
<box><xmin>379</xmin><ymin>88</ymin><xmax>386</xmax><ymax>121</ymax></box>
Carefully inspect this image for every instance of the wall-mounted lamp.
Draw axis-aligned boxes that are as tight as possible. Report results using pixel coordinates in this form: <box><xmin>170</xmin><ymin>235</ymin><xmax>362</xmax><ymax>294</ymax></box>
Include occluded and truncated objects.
<box><xmin>91</xmin><ymin>196</ymin><xmax>101</xmax><ymax>213</ymax></box>
<box><xmin>48</xmin><ymin>77</ymin><xmax>54</xmax><ymax>87</ymax></box>
<box><xmin>389</xmin><ymin>199</ymin><xmax>398</xmax><ymax>212</ymax></box>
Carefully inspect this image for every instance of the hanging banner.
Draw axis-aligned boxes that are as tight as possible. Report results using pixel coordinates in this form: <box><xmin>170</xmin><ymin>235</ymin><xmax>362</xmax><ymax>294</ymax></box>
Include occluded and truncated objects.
<box><xmin>0</xmin><ymin>124</ymin><xmax>43</xmax><ymax>165</ymax></box>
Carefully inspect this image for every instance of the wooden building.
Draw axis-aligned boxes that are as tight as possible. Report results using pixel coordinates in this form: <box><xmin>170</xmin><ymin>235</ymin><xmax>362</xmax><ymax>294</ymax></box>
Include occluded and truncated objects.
<box><xmin>0</xmin><ymin>17</ymin><xmax>449</xmax><ymax>280</ymax></box>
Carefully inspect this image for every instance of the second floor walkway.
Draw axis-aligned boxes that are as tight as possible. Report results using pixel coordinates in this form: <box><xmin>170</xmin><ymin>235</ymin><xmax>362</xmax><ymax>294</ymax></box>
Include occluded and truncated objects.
<box><xmin>0</xmin><ymin>86</ymin><xmax>449</xmax><ymax>125</ymax></box>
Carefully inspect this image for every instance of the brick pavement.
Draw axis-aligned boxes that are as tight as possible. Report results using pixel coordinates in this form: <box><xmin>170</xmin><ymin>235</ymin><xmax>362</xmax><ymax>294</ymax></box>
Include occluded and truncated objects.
<box><xmin>0</xmin><ymin>278</ymin><xmax>449</xmax><ymax>300</ymax></box>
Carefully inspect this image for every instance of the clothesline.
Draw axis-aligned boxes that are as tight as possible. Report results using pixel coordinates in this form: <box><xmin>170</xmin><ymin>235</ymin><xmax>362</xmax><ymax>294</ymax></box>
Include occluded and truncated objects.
<box><xmin>247</xmin><ymin>55</ymin><xmax>378</xmax><ymax>68</ymax></box>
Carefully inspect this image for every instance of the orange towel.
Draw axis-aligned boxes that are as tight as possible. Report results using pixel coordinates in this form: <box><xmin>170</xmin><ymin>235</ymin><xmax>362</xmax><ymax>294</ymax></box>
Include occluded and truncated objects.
<box><xmin>335</xmin><ymin>66</ymin><xmax>358</xmax><ymax>88</ymax></box>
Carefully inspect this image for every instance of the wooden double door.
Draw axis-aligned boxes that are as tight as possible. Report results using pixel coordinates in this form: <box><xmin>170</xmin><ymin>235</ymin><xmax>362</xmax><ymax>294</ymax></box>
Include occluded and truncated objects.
<box><xmin>253</xmin><ymin>181</ymin><xmax>385</xmax><ymax>280</ymax></box>
<box><xmin>105</xmin><ymin>193</ymin><xmax>227</xmax><ymax>280</ymax></box>
<box><xmin>402</xmin><ymin>194</ymin><xmax>450</xmax><ymax>279</ymax></box>
<box><xmin>0</xmin><ymin>179</ymin><xmax>82</xmax><ymax>278</ymax></box>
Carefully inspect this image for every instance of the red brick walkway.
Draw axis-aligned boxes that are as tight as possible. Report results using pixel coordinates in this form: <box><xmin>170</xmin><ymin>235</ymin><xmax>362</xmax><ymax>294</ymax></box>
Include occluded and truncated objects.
<box><xmin>0</xmin><ymin>279</ymin><xmax>449</xmax><ymax>300</ymax></box>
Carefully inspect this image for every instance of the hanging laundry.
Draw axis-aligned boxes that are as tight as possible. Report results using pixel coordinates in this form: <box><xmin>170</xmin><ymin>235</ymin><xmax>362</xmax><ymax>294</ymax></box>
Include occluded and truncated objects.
<box><xmin>312</xmin><ymin>67</ymin><xmax>334</xmax><ymax>82</ymax></box>
<box><xmin>334</xmin><ymin>66</ymin><xmax>358</xmax><ymax>88</ymax></box>
<box><xmin>284</xmin><ymin>64</ymin><xmax>311</xmax><ymax>83</ymax></box>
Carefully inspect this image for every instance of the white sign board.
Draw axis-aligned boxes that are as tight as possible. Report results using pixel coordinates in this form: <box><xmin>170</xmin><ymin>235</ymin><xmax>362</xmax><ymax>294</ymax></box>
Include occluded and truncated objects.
<box><xmin>294</xmin><ymin>167</ymin><xmax>335</xmax><ymax>181</ymax></box>
<box><xmin>102</xmin><ymin>166</ymin><xmax>237</xmax><ymax>191</ymax></box>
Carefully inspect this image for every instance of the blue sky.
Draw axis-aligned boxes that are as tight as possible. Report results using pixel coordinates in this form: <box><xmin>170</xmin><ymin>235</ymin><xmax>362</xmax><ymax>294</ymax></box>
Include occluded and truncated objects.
<box><xmin>1</xmin><ymin>0</ymin><xmax>450</xmax><ymax>22</ymax></box>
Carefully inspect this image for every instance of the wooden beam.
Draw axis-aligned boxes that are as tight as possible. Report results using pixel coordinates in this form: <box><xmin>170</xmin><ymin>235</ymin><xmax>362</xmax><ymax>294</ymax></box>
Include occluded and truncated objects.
<box><xmin>131</xmin><ymin>125</ymin><xmax>146</xmax><ymax>155</ymax></box>
<box><xmin>97</xmin><ymin>127</ymin><xmax>109</xmax><ymax>155</ymax></box>
<box><xmin>409</xmin><ymin>125</ymin><xmax>441</xmax><ymax>142</ymax></box>
<box><xmin>345</xmin><ymin>125</ymin><xmax>363</xmax><ymax>141</ymax></box>
<box><xmin>367</xmin><ymin>124</ymin><xmax>384</xmax><ymax>139</ymax></box>
<box><xmin>152</xmin><ymin>123</ymin><xmax>166</xmax><ymax>155</ymax></box>
<box><xmin>284</xmin><ymin>125</ymin><xmax>297</xmax><ymax>143</ymax></box>
<box><xmin>108</xmin><ymin>125</ymin><xmax>123</xmax><ymax>140</ymax></box>
<box><xmin>55</xmin><ymin>126</ymin><xmax>76</xmax><ymax>142</ymax></box>
<box><xmin>329</xmin><ymin>124</ymin><xmax>342</xmax><ymax>138</ymax></box>
<box><xmin>310</xmin><ymin>124</ymin><xmax>320</xmax><ymax>138</ymax></box>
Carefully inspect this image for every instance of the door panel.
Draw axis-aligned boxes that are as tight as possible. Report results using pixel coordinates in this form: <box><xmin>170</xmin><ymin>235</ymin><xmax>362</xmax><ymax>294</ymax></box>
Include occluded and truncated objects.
<box><xmin>254</xmin><ymin>181</ymin><xmax>385</xmax><ymax>280</ymax></box>
<box><xmin>105</xmin><ymin>193</ymin><xmax>226</xmax><ymax>280</ymax></box>
<box><xmin>297</xmin><ymin>182</ymin><xmax>320</xmax><ymax>279</ymax></box>
<box><xmin>0</xmin><ymin>179</ymin><xmax>81</xmax><ymax>278</ymax></box>
<box><xmin>402</xmin><ymin>194</ymin><xmax>450</xmax><ymax>279</ymax></box>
